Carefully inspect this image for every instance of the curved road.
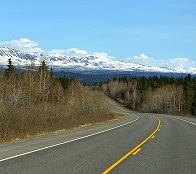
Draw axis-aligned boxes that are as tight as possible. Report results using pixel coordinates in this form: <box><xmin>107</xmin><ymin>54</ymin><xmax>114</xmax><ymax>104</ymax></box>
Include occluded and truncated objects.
<box><xmin>0</xmin><ymin>101</ymin><xmax>196</xmax><ymax>173</ymax></box>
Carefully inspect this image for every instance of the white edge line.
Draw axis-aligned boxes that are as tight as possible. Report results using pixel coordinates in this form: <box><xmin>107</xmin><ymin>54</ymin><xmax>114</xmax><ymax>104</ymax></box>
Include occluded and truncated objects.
<box><xmin>0</xmin><ymin>116</ymin><xmax>139</xmax><ymax>162</ymax></box>
<box><xmin>158</xmin><ymin>114</ymin><xmax>196</xmax><ymax>126</ymax></box>
<box><xmin>172</xmin><ymin>117</ymin><xmax>196</xmax><ymax>126</ymax></box>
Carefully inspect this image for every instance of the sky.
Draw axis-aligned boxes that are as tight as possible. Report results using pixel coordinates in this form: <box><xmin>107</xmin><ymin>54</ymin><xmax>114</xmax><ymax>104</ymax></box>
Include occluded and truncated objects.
<box><xmin>0</xmin><ymin>0</ymin><xmax>196</xmax><ymax>68</ymax></box>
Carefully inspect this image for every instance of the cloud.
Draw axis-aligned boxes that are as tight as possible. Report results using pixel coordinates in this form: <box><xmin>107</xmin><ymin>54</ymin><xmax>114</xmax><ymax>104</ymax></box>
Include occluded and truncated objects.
<box><xmin>165</xmin><ymin>57</ymin><xmax>196</xmax><ymax>74</ymax></box>
<box><xmin>0</xmin><ymin>38</ymin><xmax>114</xmax><ymax>61</ymax></box>
<box><xmin>47</xmin><ymin>48</ymin><xmax>115</xmax><ymax>61</ymax></box>
<box><xmin>92</xmin><ymin>52</ymin><xmax>115</xmax><ymax>60</ymax></box>
<box><xmin>48</xmin><ymin>48</ymin><xmax>89</xmax><ymax>57</ymax></box>
<box><xmin>1</xmin><ymin>38</ymin><xmax>195</xmax><ymax>71</ymax></box>
<box><xmin>0</xmin><ymin>38</ymin><xmax>43</xmax><ymax>55</ymax></box>
<box><xmin>133</xmin><ymin>54</ymin><xmax>150</xmax><ymax>60</ymax></box>
<box><xmin>47</xmin><ymin>49</ymin><xmax>67</xmax><ymax>56</ymax></box>
<box><xmin>169</xmin><ymin>57</ymin><xmax>190</xmax><ymax>67</ymax></box>
<box><xmin>127</xmin><ymin>54</ymin><xmax>196</xmax><ymax>71</ymax></box>
<box><xmin>127</xmin><ymin>54</ymin><xmax>158</xmax><ymax>66</ymax></box>
<box><xmin>66</xmin><ymin>48</ymin><xmax>88</xmax><ymax>56</ymax></box>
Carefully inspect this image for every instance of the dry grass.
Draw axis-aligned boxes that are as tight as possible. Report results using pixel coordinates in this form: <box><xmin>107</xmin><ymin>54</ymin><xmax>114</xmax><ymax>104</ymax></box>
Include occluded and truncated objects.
<box><xmin>0</xmin><ymin>65</ymin><xmax>114</xmax><ymax>144</ymax></box>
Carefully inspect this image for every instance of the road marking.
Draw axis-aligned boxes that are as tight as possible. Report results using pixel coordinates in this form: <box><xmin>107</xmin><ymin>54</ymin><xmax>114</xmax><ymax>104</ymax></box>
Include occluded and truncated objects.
<box><xmin>132</xmin><ymin>148</ymin><xmax>142</xmax><ymax>155</ymax></box>
<box><xmin>158</xmin><ymin>114</ymin><xmax>196</xmax><ymax>126</ymax></box>
<box><xmin>0</xmin><ymin>116</ymin><xmax>139</xmax><ymax>162</ymax></box>
<box><xmin>102</xmin><ymin>116</ymin><xmax>161</xmax><ymax>174</ymax></box>
<box><xmin>151</xmin><ymin>135</ymin><xmax>155</xmax><ymax>139</ymax></box>
<box><xmin>173</xmin><ymin>117</ymin><xmax>196</xmax><ymax>126</ymax></box>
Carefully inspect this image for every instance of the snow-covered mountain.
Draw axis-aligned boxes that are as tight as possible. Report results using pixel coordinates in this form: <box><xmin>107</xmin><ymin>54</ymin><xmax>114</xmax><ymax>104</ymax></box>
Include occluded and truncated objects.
<box><xmin>0</xmin><ymin>46</ymin><xmax>195</xmax><ymax>74</ymax></box>
<box><xmin>0</xmin><ymin>47</ymin><xmax>37</xmax><ymax>65</ymax></box>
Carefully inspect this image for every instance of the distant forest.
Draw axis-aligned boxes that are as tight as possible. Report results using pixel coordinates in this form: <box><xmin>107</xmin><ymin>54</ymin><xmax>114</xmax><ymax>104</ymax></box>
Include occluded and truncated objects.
<box><xmin>102</xmin><ymin>75</ymin><xmax>196</xmax><ymax>116</ymax></box>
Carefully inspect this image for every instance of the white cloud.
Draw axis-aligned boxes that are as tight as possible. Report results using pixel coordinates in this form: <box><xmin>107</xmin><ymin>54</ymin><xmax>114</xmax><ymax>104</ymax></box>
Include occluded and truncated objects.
<box><xmin>127</xmin><ymin>54</ymin><xmax>158</xmax><ymax>66</ymax></box>
<box><xmin>127</xmin><ymin>54</ymin><xmax>196</xmax><ymax>71</ymax></box>
<box><xmin>92</xmin><ymin>52</ymin><xmax>115</xmax><ymax>60</ymax></box>
<box><xmin>167</xmin><ymin>58</ymin><xmax>196</xmax><ymax>74</ymax></box>
<box><xmin>48</xmin><ymin>48</ymin><xmax>89</xmax><ymax>57</ymax></box>
<box><xmin>133</xmin><ymin>54</ymin><xmax>150</xmax><ymax>60</ymax></box>
<box><xmin>0</xmin><ymin>38</ymin><xmax>43</xmax><ymax>55</ymax></box>
<box><xmin>47</xmin><ymin>49</ymin><xmax>67</xmax><ymax>56</ymax></box>
<box><xmin>0</xmin><ymin>38</ymin><xmax>115</xmax><ymax>61</ymax></box>
<box><xmin>1</xmin><ymin>38</ymin><xmax>195</xmax><ymax>72</ymax></box>
<box><xmin>47</xmin><ymin>48</ymin><xmax>115</xmax><ymax>62</ymax></box>
<box><xmin>169</xmin><ymin>57</ymin><xmax>190</xmax><ymax>67</ymax></box>
<box><xmin>66</xmin><ymin>48</ymin><xmax>88</xmax><ymax>56</ymax></box>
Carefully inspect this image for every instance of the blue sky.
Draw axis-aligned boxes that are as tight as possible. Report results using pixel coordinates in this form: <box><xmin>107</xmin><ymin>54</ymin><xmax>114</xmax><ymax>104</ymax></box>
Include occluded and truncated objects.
<box><xmin>0</xmin><ymin>0</ymin><xmax>196</xmax><ymax>68</ymax></box>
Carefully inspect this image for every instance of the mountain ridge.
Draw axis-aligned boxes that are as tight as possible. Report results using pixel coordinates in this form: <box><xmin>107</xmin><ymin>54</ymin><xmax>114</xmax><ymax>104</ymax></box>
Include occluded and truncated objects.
<box><xmin>0</xmin><ymin>46</ymin><xmax>195</xmax><ymax>75</ymax></box>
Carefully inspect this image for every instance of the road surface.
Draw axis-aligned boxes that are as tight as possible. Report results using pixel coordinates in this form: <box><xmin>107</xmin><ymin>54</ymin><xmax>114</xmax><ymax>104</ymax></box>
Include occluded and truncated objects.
<box><xmin>0</xmin><ymin>101</ymin><xmax>196</xmax><ymax>173</ymax></box>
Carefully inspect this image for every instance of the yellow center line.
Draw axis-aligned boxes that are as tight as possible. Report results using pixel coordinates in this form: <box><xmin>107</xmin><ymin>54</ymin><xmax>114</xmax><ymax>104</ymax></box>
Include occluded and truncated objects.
<box><xmin>102</xmin><ymin>116</ymin><xmax>161</xmax><ymax>174</ymax></box>
<box><xmin>132</xmin><ymin>148</ymin><xmax>142</xmax><ymax>155</ymax></box>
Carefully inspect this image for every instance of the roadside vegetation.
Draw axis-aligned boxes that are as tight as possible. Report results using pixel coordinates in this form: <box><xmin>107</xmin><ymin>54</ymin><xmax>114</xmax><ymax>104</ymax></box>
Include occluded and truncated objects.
<box><xmin>0</xmin><ymin>59</ymin><xmax>113</xmax><ymax>143</ymax></box>
<box><xmin>102</xmin><ymin>75</ymin><xmax>196</xmax><ymax>116</ymax></box>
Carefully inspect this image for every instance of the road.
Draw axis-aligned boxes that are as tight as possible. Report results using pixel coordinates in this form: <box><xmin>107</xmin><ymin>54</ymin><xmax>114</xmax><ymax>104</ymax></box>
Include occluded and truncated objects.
<box><xmin>0</xmin><ymin>101</ymin><xmax>196</xmax><ymax>174</ymax></box>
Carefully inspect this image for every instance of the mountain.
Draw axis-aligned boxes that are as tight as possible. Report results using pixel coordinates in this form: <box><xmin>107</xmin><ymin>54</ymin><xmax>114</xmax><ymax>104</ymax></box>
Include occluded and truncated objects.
<box><xmin>0</xmin><ymin>46</ymin><xmax>195</xmax><ymax>75</ymax></box>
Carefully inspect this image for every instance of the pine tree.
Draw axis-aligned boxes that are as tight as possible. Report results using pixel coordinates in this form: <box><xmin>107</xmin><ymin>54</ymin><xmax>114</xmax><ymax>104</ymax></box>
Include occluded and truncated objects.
<box><xmin>192</xmin><ymin>77</ymin><xmax>196</xmax><ymax>115</ymax></box>
<box><xmin>5</xmin><ymin>58</ymin><xmax>16</xmax><ymax>76</ymax></box>
<box><xmin>59</xmin><ymin>76</ymin><xmax>70</xmax><ymax>90</ymax></box>
<box><xmin>49</xmin><ymin>67</ymin><xmax>54</xmax><ymax>79</ymax></box>
<box><xmin>37</xmin><ymin>61</ymin><xmax>50</xmax><ymax>102</ymax></box>
<box><xmin>183</xmin><ymin>74</ymin><xmax>194</xmax><ymax>114</ymax></box>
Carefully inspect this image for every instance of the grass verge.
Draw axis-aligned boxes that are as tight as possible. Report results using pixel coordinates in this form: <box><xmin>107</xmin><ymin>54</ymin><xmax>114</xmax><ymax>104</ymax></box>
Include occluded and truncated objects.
<box><xmin>0</xmin><ymin>112</ymin><xmax>125</xmax><ymax>144</ymax></box>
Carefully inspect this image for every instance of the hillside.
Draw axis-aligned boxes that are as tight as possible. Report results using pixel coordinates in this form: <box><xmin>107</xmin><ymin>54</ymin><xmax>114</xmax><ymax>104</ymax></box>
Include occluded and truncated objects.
<box><xmin>1</xmin><ymin>46</ymin><xmax>195</xmax><ymax>75</ymax></box>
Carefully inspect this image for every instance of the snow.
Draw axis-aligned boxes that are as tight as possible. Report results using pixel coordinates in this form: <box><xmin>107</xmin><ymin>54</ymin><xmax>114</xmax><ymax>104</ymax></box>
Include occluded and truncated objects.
<box><xmin>0</xmin><ymin>46</ymin><xmax>195</xmax><ymax>74</ymax></box>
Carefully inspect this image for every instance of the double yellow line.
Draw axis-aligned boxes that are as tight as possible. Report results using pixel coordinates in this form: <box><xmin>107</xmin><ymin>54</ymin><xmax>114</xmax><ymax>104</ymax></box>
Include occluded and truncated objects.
<box><xmin>102</xmin><ymin>116</ymin><xmax>161</xmax><ymax>174</ymax></box>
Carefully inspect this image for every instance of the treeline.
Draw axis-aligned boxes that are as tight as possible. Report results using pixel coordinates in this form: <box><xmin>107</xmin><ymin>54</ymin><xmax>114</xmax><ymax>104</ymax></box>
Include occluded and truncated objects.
<box><xmin>0</xmin><ymin>59</ymin><xmax>112</xmax><ymax>143</ymax></box>
<box><xmin>102</xmin><ymin>75</ymin><xmax>196</xmax><ymax>116</ymax></box>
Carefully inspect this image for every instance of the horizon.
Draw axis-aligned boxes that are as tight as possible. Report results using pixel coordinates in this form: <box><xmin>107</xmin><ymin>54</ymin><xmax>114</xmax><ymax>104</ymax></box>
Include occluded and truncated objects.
<box><xmin>0</xmin><ymin>0</ymin><xmax>196</xmax><ymax>70</ymax></box>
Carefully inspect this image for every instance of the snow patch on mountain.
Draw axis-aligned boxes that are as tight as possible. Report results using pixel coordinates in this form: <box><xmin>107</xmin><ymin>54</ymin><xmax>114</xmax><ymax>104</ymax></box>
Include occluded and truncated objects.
<box><xmin>0</xmin><ymin>46</ymin><xmax>195</xmax><ymax>74</ymax></box>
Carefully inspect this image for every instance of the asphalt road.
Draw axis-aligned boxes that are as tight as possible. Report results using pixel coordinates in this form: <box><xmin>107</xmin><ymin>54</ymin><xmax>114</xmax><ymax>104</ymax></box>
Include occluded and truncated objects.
<box><xmin>0</xmin><ymin>101</ymin><xmax>196</xmax><ymax>174</ymax></box>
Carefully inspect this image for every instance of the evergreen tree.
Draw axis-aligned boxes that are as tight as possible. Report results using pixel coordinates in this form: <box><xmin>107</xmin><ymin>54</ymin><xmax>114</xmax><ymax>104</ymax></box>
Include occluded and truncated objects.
<box><xmin>38</xmin><ymin>61</ymin><xmax>48</xmax><ymax>75</ymax></box>
<box><xmin>192</xmin><ymin>77</ymin><xmax>196</xmax><ymax>115</ymax></box>
<box><xmin>5</xmin><ymin>58</ymin><xmax>16</xmax><ymax>76</ymax></box>
<box><xmin>183</xmin><ymin>74</ymin><xmax>194</xmax><ymax>114</ymax></box>
<box><xmin>59</xmin><ymin>76</ymin><xmax>71</xmax><ymax>90</ymax></box>
<box><xmin>37</xmin><ymin>61</ymin><xmax>50</xmax><ymax>101</ymax></box>
<box><xmin>50</xmin><ymin>67</ymin><xmax>54</xmax><ymax>79</ymax></box>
